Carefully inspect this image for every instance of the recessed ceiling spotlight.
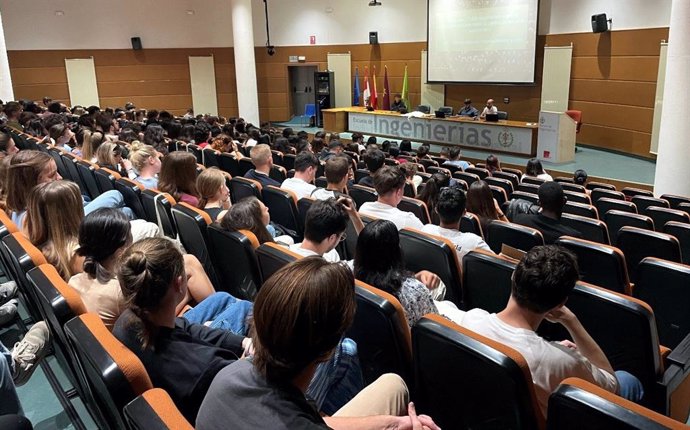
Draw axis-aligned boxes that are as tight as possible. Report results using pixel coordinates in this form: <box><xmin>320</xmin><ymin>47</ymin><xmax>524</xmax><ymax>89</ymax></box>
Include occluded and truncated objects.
<box><xmin>186</xmin><ymin>10</ymin><xmax>195</xmax><ymax>15</ymax></box>
<box><xmin>55</xmin><ymin>10</ymin><xmax>65</xmax><ymax>16</ymax></box>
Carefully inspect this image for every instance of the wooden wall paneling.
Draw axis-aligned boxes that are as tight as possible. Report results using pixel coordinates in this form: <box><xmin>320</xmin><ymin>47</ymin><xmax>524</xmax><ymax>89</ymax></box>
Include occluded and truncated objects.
<box><xmin>569</xmin><ymin>79</ymin><xmax>656</xmax><ymax>107</ymax></box>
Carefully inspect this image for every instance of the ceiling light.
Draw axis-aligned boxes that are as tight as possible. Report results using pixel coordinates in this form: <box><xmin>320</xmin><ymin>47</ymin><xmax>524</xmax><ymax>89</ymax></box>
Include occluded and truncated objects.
<box><xmin>186</xmin><ymin>10</ymin><xmax>195</xmax><ymax>15</ymax></box>
<box><xmin>368</xmin><ymin>0</ymin><xmax>382</xmax><ymax>6</ymax></box>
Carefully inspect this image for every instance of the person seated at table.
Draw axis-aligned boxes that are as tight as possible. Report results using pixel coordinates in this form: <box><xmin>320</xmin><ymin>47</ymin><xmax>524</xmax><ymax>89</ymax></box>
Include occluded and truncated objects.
<box><xmin>458</xmin><ymin>98</ymin><xmax>479</xmax><ymax>117</ymax></box>
<box><xmin>479</xmin><ymin>98</ymin><xmax>498</xmax><ymax>119</ymax></box>
<box><xmin>390</xmin><ymin>94</ymin><xmax>407</xmax><ymax>112</ymax></box>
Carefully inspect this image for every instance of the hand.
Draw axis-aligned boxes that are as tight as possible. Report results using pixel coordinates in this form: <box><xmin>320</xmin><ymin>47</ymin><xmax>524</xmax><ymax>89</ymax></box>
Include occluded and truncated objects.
<box><xmin>396</xmin><ymin>402</ymin><xmax>441</xmax><ymax>430</ymax></box>
<box><xmin>241</xmin><ymin>337</ymin><xmax>255</xmax><ymax>358</ymax></box>
<box><xmin>122</xmin><ymin>159</ymin><xmax>133</xmax><ymax>171</ymax></box>
<box><xmin>545</xmin><ymin>306</ymin><xmax>576</xmax><ymax>326</ymax></box>
<box><xmin>558</xmin><ymin>340</ymin><xmax>578</xmax><ymax>351</ymax></box>
<box><xmin>337</xmin><ymin>196</ymin><xmax>357</xmax><ymax>214</ymax></box>
<box><xmin>415</xmin><ymin>270</ymin><xmax>441</xmax><ymax>291</ymax></box>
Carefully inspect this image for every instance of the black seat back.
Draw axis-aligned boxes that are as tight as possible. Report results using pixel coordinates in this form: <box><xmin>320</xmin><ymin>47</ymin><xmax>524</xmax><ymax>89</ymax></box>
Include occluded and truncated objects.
<box><xmin>586</xmin><ymin>181</ymin><xmax>616</xmax><ymax>191</ymax></box>
<box><xmin>492</xmin><ymin>171</ymin><xmax>519</xmax><ymax>190</ymax></box>
<box><xmin>397</xmin><ymin>197</ymin><xmax>430</xmax><ymax>224</ymax></box>
<box><xmin>94</xmin><ymin>167</ymin><xmax>119</xmax><ymax>194</ymax></box>
<box><xmin>487</xmin><ymin>221</ymin><xmax>544</xmax><ymax>253</ymax></box>
<box><xmin>465</xmin><ymin>167</ymin><xmax>490</xmax><ymax>179</ymax></box>
<box><xmin>646</xmin><ymin>207</ymin><xmax>690</xmax><ymax>232</ymax></box>
<box><xmin>171</xmin><ymin>203</ymin><xmax>220</xmax><ymax>289</ymax></box>
<box><xmin>564</xmin><ymin>191</ymin><xmax>591</xmax><ymax>205</ymax></box>
<box><xmin>460</xmin><ymin>212</ymin><xmax>484</xmax><ymax>238</ymax></box>
<box><xmin>453</xmin><ymin>171</ymin><xmax>480</xmax><ymax>187</ymax></box>
<box><xmin>561</xmin><ymin>213</ymin><xmax>610</xmax><ymax>244</ymax></box>
<box><xmin>123</xmin><ymin>388</ymin><xmax>194</xmax><ymax>430</ymax></box>
<box><xmin>604</xmin><ymin>210</ymin><xmax>655</xmax><ymax>246</ymax></box>
<box><xmin>262</xmin><ymin>186</ymin><xmax>303</xmax><ymax>241</ymax></box>
<box><xmin>256</xmin><ymin>242</ymin><xmax>302</xmax><ymax>281</ymax></box>
<box><xmin>238</xmin><ymin>157</ymin><xmax>254</xmax><ymax>176</ymax></box>
<box><xmin>595</xmin><ymin>197</ymin><xmax>637</xmax><ymax>217</ymax></box>
<box><xmin>510</xmin><ymin>191</ymin><xmax>539</xmax><ymax>205</ymax></box>
<box><xmin>207</xmin><ymin>225</ymin><xmax>262</xmax><ymax>300</ymax></box>
<box><xmin>485</xmin><ymin>176</ymin><xmax>514</xmax><ymax>198</ymax></box>
<box><xmin>114</xmin><ymin>178</ymin><xmax>146</xmax><ymax>219</ymax></box>
<box><xmin>591</xmin><ymin>188</ymin><xmax>625</xmax><ymax>203</ymax></box>
<box><xmin>61</xmin><ymin>153</ymin><xmax>86</xmax><ymax>193</ymax></box>
<box><xmin>664</xmin><ymin>221</ymin><xmax>690</xmax><ymax>265</ymax></box>
<box><xmin>563</xmin><ymin>202</ymin><xmax>599</xmax><ymax>219</ymax></box>
<box><xmin>76</xmin><ymin>160</ymin><xmax>102</xmax><ymax>199</ymax></box>
<box><xmin>48</xmin><ymin>148</ymin><xmax>71</xmax><ymax>180</ymax></box>
<box><xmin>462</xmin><ymin>250</ymin><xmax>516</xmax><ymax>313</ymax></box>
<box><xmin>661</xmin><ymin>194</ymin><xmax>690</xmax><ymax>210</ymax></box>
<box><xmin>556</xmin><ymin>236</ymin><xmax>631</xmax><ymax>294</ymax></box>
<box><xmin>218</xmin><ymin>153</ymin><xmax>239</xmax><ymax>177</ymax></box>
<box><xmin>230</xmin><ymin>177</ymin><xmax>262</xmax><ymax>203</ymax></box>
<box><xmin>349</xmin><ymin>184</ymin><xmax>377</xmax><ymax>208</ymax></box>
<box><xmin>622</xmin><ymin>187</ymin><xmax>653</xmax><ymax>199</ymax></box>
<box><xmin>632</xmin><ymin>195</ymin><xmax>670</xmax><ymax>214</ymax></box>
<box><xmin>617</xmin><ymin>226</ymin><xmax>681</xmax><ymax>283</ymax></box>
<box><xmin>140</xmin><ymin>190</ymin><xmax>177</xmax><ymax>238</ymax></box>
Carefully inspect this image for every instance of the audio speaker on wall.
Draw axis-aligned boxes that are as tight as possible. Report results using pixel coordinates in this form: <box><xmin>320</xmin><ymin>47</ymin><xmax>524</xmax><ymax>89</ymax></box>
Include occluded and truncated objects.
<box><xmin>591</xmin><ymin>14</ymin><xmax>609</xmax><ymax>33</ymax></box>
<box><xmin>369</xmin><ymin>31</ymin><xmax>379</xmax><ymax>45</ymax></box>
<box><xmin>131</xmin><ymin>37</ymin><xmax>143</xmax><ymax>50</ymax></box>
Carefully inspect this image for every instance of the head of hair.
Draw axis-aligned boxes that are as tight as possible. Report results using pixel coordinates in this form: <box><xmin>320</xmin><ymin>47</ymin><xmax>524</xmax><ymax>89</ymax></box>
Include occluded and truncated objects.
<box><xmin>389</xmin><ymin>145</ymin><xmax>400</xmax><ymax>158</ymax></box>
<box><xmin>96</xmin><ymin>141</ymin><xmax>122</xmax><ymax>167</ymax></box>
<box><xmin>311</xmin><ymin>137</ymin><xmax>325</xmax><ymax>153</ymax></box>
<box><xmin>6</xmin><ymin>150</ymin><xmax>53</xmax><ymax>212</ymax></box>
<box><xmin>158</xmin><ymin>151</ymin><xmax>198</xmax><ymax>201</ymax></box>
<box><xmin>372</xmin><ymin>165</ymin><xmax>406</xmax><ymax>196</ymax></box>
<box><xmin>0</xmin><ymin>131</ymin><xmax>13</xmax><ymax>153</ymax></box>
<box><xmin>282</xmin><ymin>127</ymin><xmax>294</xmax><ymax>139</ymax></box>
<box><xmin>252</xmin><ymin>258</ymin><xmax>356</xmax><ymax>382</ymax></box>
<box><xmin>77</xmin><ymin>208</ymin><xmax>132</xmax><ymax>284</ymax></box>
<box><xmin>26</xmin><ymin>180</ymin><xmax>83</xmax><ymax>280</ymax></box>
<box><xmin>144</xmin><ymin>124</ymin><xmax>166</xmax><ymax>147</ymax></box>
<box><xmin>417</xmin><ymin>172</ymin><xmax>450</xmax><ymax>219</ymax></box>
<box><xmin>486</xmin><ymin>155</ymin><xmax>501</xmax><ymax>173</ymax></box>
<box><xmin>96</xmin><ymin>113</ymin><xmax>114</xmax><ymax>133</ymax></box>
<box><xmin>353</xmin><ymin>220</ymin><xmax>407</xmax><ymax>294</ymax></box>
<box><xmin>304</xmin><ymin>199</ymin><xmax>348</xmax><ymax>243</ymax></box>
<box><xmin>324</xmin><ymin>155</ymin><xmax>350</xmax><ymax>185</ymax></box>
<box><xmin>436</xmin><ymin>186</ymin><xmax>466</xmax><ymax>225</ymax></box>
<box><xmin>128</xmin><ymin>142</ymin><xmax>158</xmax><ymax>172</ymax></box>
<box><xmin>399</xmin><ymin>139</ymin><xmax>412</xmax><ymax>152</ymax></box>
<box><xmin>366</xmin><ymin>136</ymin><xmax>377</xmax><ymax>146</ymax></box>
<box><xmin>351</xmin><ymin>132</ymin><xmax>364</xmax><ymax>143</ymax></box>
<box><xmin>4</xmin><ymin>101</ymin><xmax>21</xmax><ymax>118</ymax></box>
<box><xmin>220</xmin><ymin>197</ymin><xmax>273</xmax><ymax>244</ymax></box>
<box><xmin>448</xmin><ymin>147</ymin><xmax>461</xmax><ymax>160</ymax></box>
<box><xmin>525</xmin><ymin>158</ymin><xmax>545</xmax><ymax>177</ymax></box>
<box><xmin>119</xmin><ymin>128</ymin><xmax>139</xmax><ymax>143</ymax></box>
<box><xmin>88</xmin><ymin>131</ymin><xmax>105</xmax><ymax>158</ymax></box>
<box><xmin>466</xmin><ymin>180</ymin><xmax>498</xmax><ymax>220</ymax></box>
<box><xmin>250</xmin><ymin>144</ymin><xmax>272</xmax><ymax>168</ymax></box>
<box><xmin>363</xmin><ymin>149</ymin><xmax>385</xmax><ymax>173</ymax></box>
<box><xmin>196</xmin><ymin>167</ymin><xmax>226</xmax><ymax>208</ymax></box>
<box><xmin>573</xmin><ymin>169</ymin><xmax>588</xmax><ymax>186</ymax></box>
<box><xmin>417</xmin><ymin>145</ymin><xmax>429</xmax><ymax>158</ymax></box>
<box><xmin>538</xmin><ymin>181</ymin><xmax>566</xmax><ymax>214</ymax></box>
<box><xmin>512</xmin><ymin>245</ymin><xmax>579</xmax><ymax>313</ymax></box>
<box><xmin>381</xmin><ymin>140</ymin><xmax>391</xmax><ymax>153</ymax></box>
<box><xmin>48</xmin><ymin>123</ymin><xmax>67</xmax><ymax>142</ymax></box>
<box><xmin>194</xmin><ymin>121</ymin><xmax>211</xmax><ymax>144</ymax></box>
<box><xmin>294</xmin><ymin>151</ymin><xmax>319</xmax><ymax>172</ymax></box>
<box><xmin>118</xmin><ymin>238</ymin><xmax>185</xmax><ymax>349</ymax></box>
<box><xmin>399</xmin><ymin>162</ymin><xmax>417</xmax><ymax>179</ymax></box>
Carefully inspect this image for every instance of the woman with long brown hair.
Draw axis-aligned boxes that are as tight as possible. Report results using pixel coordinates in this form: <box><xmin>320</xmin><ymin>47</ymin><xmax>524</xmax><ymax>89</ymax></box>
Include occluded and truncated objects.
<box><xmin>466</xmin><ymin>180</ymin><xmax>508</xmax><ymax>234</ymax></box>
<box><xmin>158</xmin><ymin>151</ymin><xmax>199</xmax><ymax>205</ymax></box>
<box><xmin>220</xmin><ymin>197</ymin><xmax>275</xmax><ymax>244</ymax></box>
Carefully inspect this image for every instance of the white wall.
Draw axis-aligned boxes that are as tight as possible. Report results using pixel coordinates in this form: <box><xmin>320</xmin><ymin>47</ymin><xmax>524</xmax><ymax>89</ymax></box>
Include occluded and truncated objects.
<box><xmin>539</xmin><ymin>0</ymin><xmax>671</xmax><ymax>35</ymax></box>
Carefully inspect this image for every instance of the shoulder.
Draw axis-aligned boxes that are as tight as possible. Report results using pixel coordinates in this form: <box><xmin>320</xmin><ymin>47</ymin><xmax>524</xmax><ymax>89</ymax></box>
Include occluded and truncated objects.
<box><xmin>421</xmin><ymin>224</ymin><xmax>439</xmax><ymax>235</ymax></box>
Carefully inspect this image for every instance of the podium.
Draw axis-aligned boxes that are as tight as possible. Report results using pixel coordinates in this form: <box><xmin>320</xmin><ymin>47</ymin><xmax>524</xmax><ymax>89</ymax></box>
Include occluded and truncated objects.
<box><xmin>536</xmin><ymin>111</ymin><xmax>577</xmax><ymax>163</ymax></box>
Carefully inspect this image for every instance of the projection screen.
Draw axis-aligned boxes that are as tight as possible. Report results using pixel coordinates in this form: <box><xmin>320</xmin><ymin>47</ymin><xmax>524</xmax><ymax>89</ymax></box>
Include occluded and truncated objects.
<box><xmin>427</xmin><ymin>0</ymin><xmax>539</xmax><ymax>84</ymax></box>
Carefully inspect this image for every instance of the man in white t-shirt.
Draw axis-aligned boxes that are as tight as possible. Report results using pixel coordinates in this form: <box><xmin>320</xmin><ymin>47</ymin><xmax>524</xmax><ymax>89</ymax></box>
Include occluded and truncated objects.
<box><xmin>453</xmin><ymin>245</ymin><xmax>643</xmax><ymax>417</ymax></box>
<box><xmin>359</xmin><ymin>166</ymin><xmax>424</xmax><ymax>230</ymax></box>
<box><xmin>311</xmin><ymin>155</ymin><xmax>351</xmax><ymax>201</ymax></box>
<box><xmin>289</xmin><ymin>197</ymin><xmax>364</xmax><ymax>262</ymax></box>
<box><xmin>422</xmin><ymin>187</ymin><xmax>492</xmax><ymax>263</ymax></box>
<box><xmin>479</xmin><ymin>98</ymin><xmax>498</xmax><ymax>119</ymax></box>
<box><xmin>281</xmin><ymin>151</ymin><xmax>318</xmax><ymax>199</ymax></box>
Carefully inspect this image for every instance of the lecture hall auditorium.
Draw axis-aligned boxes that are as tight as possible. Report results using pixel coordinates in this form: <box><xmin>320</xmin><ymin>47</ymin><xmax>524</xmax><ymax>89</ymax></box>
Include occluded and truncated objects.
<box><xmin>0</xmin><ymin>0</ymin><xmax>688</xmax><ymax>429</ymax></box>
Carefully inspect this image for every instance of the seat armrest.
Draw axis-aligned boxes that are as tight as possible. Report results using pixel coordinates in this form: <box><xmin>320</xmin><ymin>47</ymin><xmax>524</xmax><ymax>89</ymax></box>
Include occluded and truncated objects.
<box><xmin>668</xmin><ymin>333</ymin><xmax>690</xmax><ymax>370</ymax></box>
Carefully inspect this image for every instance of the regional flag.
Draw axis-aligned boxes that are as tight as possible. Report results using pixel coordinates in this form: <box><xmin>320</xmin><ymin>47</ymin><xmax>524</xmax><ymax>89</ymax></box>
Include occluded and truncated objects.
<box><xmin>363</xmin><ymin>66</ymin><xmax>371</xmax><ymax>108</ymax></box>
<box><xmin>353</xmin><ymin>67</ymin><xmax>361</xmax><ymax>106</ymax></box>
<box><xmin>371</xmin><ymin>66</ymin><xmax>378</xmax><ymax>110</ymax></box>
<box><xmin>382</xmin><ymin>65</ymin><xmax>391</xmax><ymax>110</ymax></box>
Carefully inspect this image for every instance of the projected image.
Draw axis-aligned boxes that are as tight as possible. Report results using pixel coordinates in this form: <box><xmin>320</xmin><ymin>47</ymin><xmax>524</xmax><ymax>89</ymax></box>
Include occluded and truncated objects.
<box><xmin>428</xmin><ymin>0</ymin><xmax>539</xmax><ymax>83</ymax></box>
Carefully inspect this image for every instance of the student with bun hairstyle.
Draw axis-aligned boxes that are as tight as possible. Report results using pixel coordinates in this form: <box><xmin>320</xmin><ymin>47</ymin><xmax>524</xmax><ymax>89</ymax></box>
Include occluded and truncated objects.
<box><xmin>128</xmin><ymin>142</ymin><xmax>161</xmax><ymax>189</ymax></box>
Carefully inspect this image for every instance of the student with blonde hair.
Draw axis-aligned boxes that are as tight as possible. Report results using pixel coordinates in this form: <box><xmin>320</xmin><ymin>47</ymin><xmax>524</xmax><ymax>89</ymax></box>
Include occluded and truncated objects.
<box><xmin>127</xmin><ymin>142</ymin><xmax>161</xmax><ymax>189</ymax></box>
<box><xmin>244</xmin><ymin>144</ymin><xmax>280</xmax><ymax>187</ymax></box>
<box><xmin>96</xmin><ymin>141</ymin><xmax>130</xmax><ymax>176</ymax></box>
<box><xmin>196</xmin><ymin>167</ymin><xmax>230</xmax><ymax>222</ymax></box>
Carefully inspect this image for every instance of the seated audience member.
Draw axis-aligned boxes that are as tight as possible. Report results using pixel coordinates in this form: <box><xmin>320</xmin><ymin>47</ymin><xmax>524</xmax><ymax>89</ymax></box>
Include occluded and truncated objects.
<box><xmin>48</xmin><ymin>123</ymin><xmax>75</xmax><ymax>151</ymax></box>
<box><xmin>389</xmin><ymin>145</ymin><xmax>406</xmax><ymax>164</ymax></box>
<box><xmin>458</xmin><ymin>98</ymin><xmax>479</xmax><ymax>117</ymax></box>
<box><xmin>399</xmin><ymin>139</ymin><xmax>412</xmax><ymax>153</ymax></box>
<box><xmin>3</xmin><ymin>102</ymin><xmax>23</xmax><ymax>132</ymax></box>
<box><xmin>416</xmin><ymin>144</ymin><xmax>431</xmax><ymax>160</ymax></box>
<box><xmin>358</xmin><ymin>149</ymin><xmax>385</xmax><ymax>188</ymax></box>
<box><xmin>479</xmin><ymin>98</ymin><xmax>498</xmax><ymax>119</ymax></box>
<box><xmin>486</xmin><ymin>154</ymin><xmax>501</xmax><ymax>174</ymax></box>
<box><xmin>513</xmin><ymin>181</ymin><xmax>582</xmax><ymax>244</ymax></box>
<box><xmin>438</xmin><ymin>146</ymin><xmax>450</xmax><ymax>160</ymax></box>
<box><xmin>0</xmin><ymin>131</ymin><xmax>18</xmax><ymax>156</ymax></box>
<box><xmin>354</xmin><ymin>220</ymin><xmax>444</xmax><ymax>326</ymax></box>
<box><xmin>359</xmin><ymin>166</ymin><xmax>424</xmax><ymax>230</ymax></box>
<box><xmin>312</xmin><ymin>155</ymin><xmax>351</xmax><ymax>200</ymax></box>
<box><xmin>221</xmin><ymin>196</ymin><xmax>292</xmax><ymax>245</ymax></box>
<box><xmin>416</xmin><ymin>172</ymin><xmax>450</xmax><ymax>225</ymax></box>
<box><xmin>350</xmin><ymin>132</ymin><xmax>366</xmax><ymax>153</ymax></box>
<box><xmin>196</xmin><ymin>167</ymin><xmax>231</xmax><ymax>222</ymax></box>
<box><xmin>400</xmin><ymin>162</ymin><xmax>422</xmax><ymax>195</ymax></box>
<box><xmin>422</xmin><ymin>187</ymin><xmax>492</xmax><ymax>262</ymax></box>
<box><xmin>289</xmin><ymin>198</ymin><xmax>363</xmax><ymax>261</ymax></box>
<box><xmin>320</xmin><ymin>140</ymin><xmax>344</xmax><ymax>162</ymax></box>
<box><xmin>96</xmin><ymin>141</ymin><xmax>130</xmax><ymax>176</ymax></box>
<box><xmin>128</xmin><ymin>142</ymin><xmax>161</xmax><ymax>189</ymax></box>
<box><xmin>197</xmin><ymin>258</ymin><xmax>438</xmax><ymax>430</ymax></box>
<box><xmin>194</xmin><ymin>122</ymin><xmax>212</xmax><ymax>148</ymax></box>
<box><xmin>523</xmin><ymin>158</ymin><xmax>553</xmax><ymax>182</ymax></box>
<box><xmin>381</xmin><ymin>140</ymin><xmax>391</xmax><ymax>154</ymax></box>
<box><xmin>144</xmin><ymin>123</ymin><xmax>168</xmax><ymax>154</ymax></box>
<box><xmin>281</xmin><ymin>151</ymin><xmax>319</xmax><ymax>199</ymax></box>
<box><xmin>390</xmin><ymin>93</ymin><xmax>407</xmax><ymax>112</ymax></box>
<box><xmin>244</xmin><ymin>144</ymin><xmax>281</xmax><ymax>187</ymax></box>
<box><xmin>454</xmin><ymin>245</ymin><xmax>643</xmax><ymax>416</ymax></box>
<box><xmin>442</xmin><ymin>147</ymin><xmax>473</xmax><ymax>171</ymax></box>
<box><xmin>366</xmin><ymin>136</ymin><xmax>377</xmax><ymax>148</ymax></box>
<box><xmin>158</xmin><ymin>151</ymin><xmax>200</xmax><ymax>206</ymax></box>
<box><xmin>244</xmin><ymin>128</ymin><xmax>260</xmax><ymax>147</ymax></box>
<box><xmin>466</xmin><ymin>180</ymin><xmax>508</xmax><ymax>234</ymax></box>
<box><xmin>574</xmin><ymin>169</ymin><xmax>589</xmax><ymax>190</ymax></box>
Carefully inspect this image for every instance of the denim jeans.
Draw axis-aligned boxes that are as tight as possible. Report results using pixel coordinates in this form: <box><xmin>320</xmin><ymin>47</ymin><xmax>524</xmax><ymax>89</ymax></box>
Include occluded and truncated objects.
<box><xmin>83</xmin><ymin>190</ymin><xmax>135</xmax><ymax>219</ymax></box>
<box><xmin>307</xmin><ymin>337</ymin><xmax>364</xmax><ymax>415</ymax></box>
<box><xmin>183</xmin><ymin>292</ymin><xmax>253</xmax><ymax>336</ymax></box>
<box><xmin>615</xmin><ymin>370</ymin><xmax>645</xmax><ymax>402</ymax></box>
<box><xmin>0</xmin><ymin>341</ymin><xmax>22</xmax><ymax>416</ymax></box>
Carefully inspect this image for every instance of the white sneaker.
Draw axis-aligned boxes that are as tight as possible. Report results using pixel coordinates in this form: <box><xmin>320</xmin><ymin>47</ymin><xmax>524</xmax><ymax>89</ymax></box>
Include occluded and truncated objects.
<box><xmin>0</xmin><ymin>280</ymin><xmax>17</xmax><ymax>306</ymax></box>
<box><xmin>12</xmin><ymin>321</ymin><xmax>50</xmax><ymax>386</ymax></box>
<box><xmin>0</xmin><ymin>298</ymin><xmax>18</xmax><ymax>326</ymax></box>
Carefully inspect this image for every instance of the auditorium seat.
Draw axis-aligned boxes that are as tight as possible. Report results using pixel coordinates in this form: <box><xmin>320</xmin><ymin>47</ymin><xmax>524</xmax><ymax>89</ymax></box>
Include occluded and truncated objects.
<box><xmin>563</xmin><ymin>201</ymin><xmax>599</xmax><ymax>219</ymax></box>
<box><xmin>2</xmin><ymin>232</ymin><xmax>48</xmax><ymax>320</ymax></box>
<box><xmin>465</xmin><ymin>167</ymin><xmax>490</xmax><ymax>179</ymax></box>
<box><xmin>559</xmin><ymin>182</ymin><xmax>587</xmax><ymax>194</ymax></box>
<box><xmin>348</xmin><ymin>184</ymin><xmax>378</xmax><ymax>208</ymax></box>
<box><xmin>555</xmin><ymin>236</ymin><xmax>631</xmax><ymax>295</ymax></box>
<box><xmin>586</xmin><ymin>181</ymin><xmax>616</xmax><ymax>192</ymax></box>
<box><xmin>591</xmin><ymin>188</ymin><xmax>626</xmax><ymax>204</ymax></box>
<box><xmin>453</xmin><ymin>171</ymin><xmax>480</xmax><ymax>187</ymax></box>
<box><xmin>632</xmin><ymin>195</ymin><xmax>670</xmax><ymax>214</ymax></box>
<box><xmin>218</xmin><ymin>153</ymin><xmax>240</xmax><ymax>177</ymax></box>
<box><xmin>124</xmin><ymin>388</ymin><xmax>193</xmax><ymax>430</ymax></box>
<box><xmin>61</xmin><ymin>152</ymin><xmax>85</xmax><ymax>190</ymax></box>
<box><xmin>383</xmin><ymin>158</ymin><xmax>400</xmax><ymax>167</ymax></box>
<box><xmin>635</xmin><ymin>257</ymin><xmax>690</xmax><ymax>350</ymax></box>
<box><xmin>489</xmin><ymin>185</ymin><xmax>509</xmax><ymax>205</ymax></box>
<box><xmin>237</xmin><ymin>157</ymin><xmax>254</xmax><ymax>176</ymax></box>
<box><xmin>202</xmin><ymin>147</ymin><xmax>220</xmax><ymax>168</ymax></box>
<box><xmin>262</xmin><ymin>186</ymin><xmax>303</xmax><ymax>241</ymax></box>
<box><xmin>616</xmin><ymin>226</ymin><xmax>681</xmax><ymax>283</ymax></box>
<box><xmin>521</xmin><ymin>176</ymin><xmax>546</xmax><ymax>186</ymax></box>
<box><xmin>76</xmin><ymin>159</ymin><xmax>102</xmax><ymax>199</ymax></box>
<box><xmin>487</xmin><ymin>221</ymin><xmax>544</xmax><ymax>253</ymax></box>
<box><xmin>560</xmin><ymin>213</ymin><xmax>610</xmax><ymax>244</ymax></box>
<box><xmin>417</xmin><ymin>158</ymin><xmax>439</xmax><ymax>171</ymax></box>
<box><xmin>47</xmin><ymin>147</ymin><xmax>71</xmax><ymax>181</ymax></box>
<box><xmin>563</xmin><ymin>191</ymin><xmax>591</xmax><ymax>205</ymax></box>
<box><xmin>140</xmin><ymin>189</ymin><xmax>177</xmax><ymax>238</ymax></box>
<box><xmin>282</xmin><ymin>153</ymin><xmax>296</xmax><ymax>171</ymax></box>
<box><xmin>595</xmin><ymin>197</ymin><xmax>637</xmax><ymax>217</ymax></box>
<box><xmin>661</xmin><ymin>194</ymin><xmax>690</xmax><ymax>210</ymax></box>
<box><xmin>171</xmin><ymin>202</ymin><xmax>220</xmax><ymax>290</ymax></box>
<box><xmin>314</xmin><ymin>176</ymin><xmax>328</xmax><ymax>188</ymax></box>
<box><xmin>492</xmin><ymin>171</ymin><xmax>520</xmax><ymax>189</ymax></box>
<box><xmin>354</xmin><ymin>168</ymin><xmax>370</xmax><ymax>183</ymax></box>
<box><xmin>114</xmin><ymin>177</ymin><xmax>147</xmax><ymax>220</ymax></box>
<box><xmin>397</xmin><ymin>197</ymin><xmax>430</xmax><ymax>224</ymax></box>
<box><xmin>186</xmin><ymin>143</ymin><xmax>203</xmax><ymax>164</ymax></box>
<box><xmin>462</xmin><ymin>250</ymin><xmax>517</xmax><ymax>313</ymax></box>
<box><xmin>547</xmin><ymin>378</ymin><xmax>688</xmax><ymax>430</ymax></box>
<box><xmin>269</xmin><ymin>164</ymin><xmax>287</xmax><ymax>183</ymax></box>
<box><xmin>426</xmin><ymin>166</ymin><xmax>451</xmax><ymax>177</ymax></box>
<box><xmin>65</xmin><ymin>313</ymin><xmax>153</xmax><ymax>430</ymax></box>
<box><xmin>646</xmin><ymin>206</ymin><xmax>690</xmax><ymax>232</ymax></box>
<box><xmin>510</xmin><ymin>191</ymin><xmax>539</xmax><ymax>205</ymax></box>
<box><xmin>517</xmin><ymin>182</ymin><xmax>541</xmax><ymax>194</ymax></box>
<box><xmin>271</xmin><ymin>150</ymin><xmax>284</xmax><ymax>167</ymax></box>
<box><xmin>229</xmin><ymin>176</ymin><xmax>262</xmax><ymax>203</ymax></box>
<box><xmin>452</xmin><ymin>177</ymin><xmax>468</xmax><ymax>191</ymax></box>
<box><xmin>297</xmin><ymin>196</ymin><xmax>315</xmax><ymax>231</ymax></box>
<box><xmin>679</xmin><ymin>203</ymin><xmax>690</xmax><ymax>217</ymax></box>
<box><xmin>460</xmin><ymin>212</ymin><xmax>484</xmax><ymax>238</ymax></box>
<box><xmin>255</xmin><ymin>242</ymin><xmax>303</xmax><ymax>282</ymax></box>
<box><xmin>94</xmin><ymin>166</ymin><xmax>120</xmax><ymax>193</ymax></box>
<box><xmin>207</xmin><ymin>225</ymin><xmax>262</xmax><ymax>301</ymax></box>
<box><xmin>502</xmin><ymin>167</ymin><xmax>523</xmax><ymax>178</ymax></box>
<box><xmin>605</xmin><ymin>210</ymin><xmax>655</xmax><ymax>246</ymax></box>
<box><xmin>622</xmin><ymin>187</ymin><xmax>654</xmax><ymax>199</ymax></box>
<box><xmin>412</xmin><ymin>314</ymin><xmax>543</xmax><ymax>430</ymax></box>
<box><xmin>664</xmin><ymin>222</ymin><xmax>690</xmax><ymax>265</ymax></box>
<box><xmin>346</xmin><ymin>281</ymin><xmax>412</xmax><ymax>386</ymax></box>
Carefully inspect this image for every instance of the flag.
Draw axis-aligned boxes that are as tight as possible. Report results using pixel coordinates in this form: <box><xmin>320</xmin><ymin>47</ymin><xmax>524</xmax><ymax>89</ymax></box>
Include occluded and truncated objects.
<box><xmin>401</xmin><ymin>64</ymin><xmax>410</xmax><ymax>111</ymax></box>
<box><xmin>353</xmin><ymin>67</ymin><xmax>361</xmax><ymax>106</ymax></box>
<box><xmin>382</xmin><ymin>65</ymin><xmax>391</xmax><ymax>110</ymax></box>
<box><xmin>371</xmin><ymin>66</ymin><xmax>378</xmax><ymax>110</ymax></box>
<box><xmin>363</xmin><ymin>66</ymin><xmax>371</xmax><ymax>108</ymax></box>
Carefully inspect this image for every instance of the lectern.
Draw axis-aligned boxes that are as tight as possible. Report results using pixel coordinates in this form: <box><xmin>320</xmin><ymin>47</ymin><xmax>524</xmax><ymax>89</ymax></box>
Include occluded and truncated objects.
<box><xmin>537</xmin><ymin>111</ymin><xmax>577</xmax><ymax>163</ymax></box>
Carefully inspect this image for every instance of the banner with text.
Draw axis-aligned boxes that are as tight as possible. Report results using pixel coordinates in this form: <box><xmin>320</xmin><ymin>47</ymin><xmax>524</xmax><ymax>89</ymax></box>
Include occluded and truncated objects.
<box><xmin>348</xmin><ymin>112</ymin><xmax>534</xmax><ymax>155</ymax></box>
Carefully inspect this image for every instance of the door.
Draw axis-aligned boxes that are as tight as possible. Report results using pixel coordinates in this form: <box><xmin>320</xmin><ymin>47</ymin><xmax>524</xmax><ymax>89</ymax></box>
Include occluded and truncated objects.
<box><xmin>288</xmin><ymin>65</ymin><xmax>317</xmax><ymax>119</ymax></box>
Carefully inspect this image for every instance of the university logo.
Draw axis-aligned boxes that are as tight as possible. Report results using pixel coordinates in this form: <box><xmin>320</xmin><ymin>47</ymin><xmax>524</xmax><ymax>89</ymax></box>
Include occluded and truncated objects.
<box><xmin>497</xmin><ymin>131</ymin><xmax>514</xmax><ymax>147</ymax></box>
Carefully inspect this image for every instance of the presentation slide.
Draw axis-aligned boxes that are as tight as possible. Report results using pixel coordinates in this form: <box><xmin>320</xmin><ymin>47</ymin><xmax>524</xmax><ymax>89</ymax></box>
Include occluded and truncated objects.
<box><xmin>427</xmin><ymin>0</ymin><xmax>539</xmax><ymax>84</ymax></box>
